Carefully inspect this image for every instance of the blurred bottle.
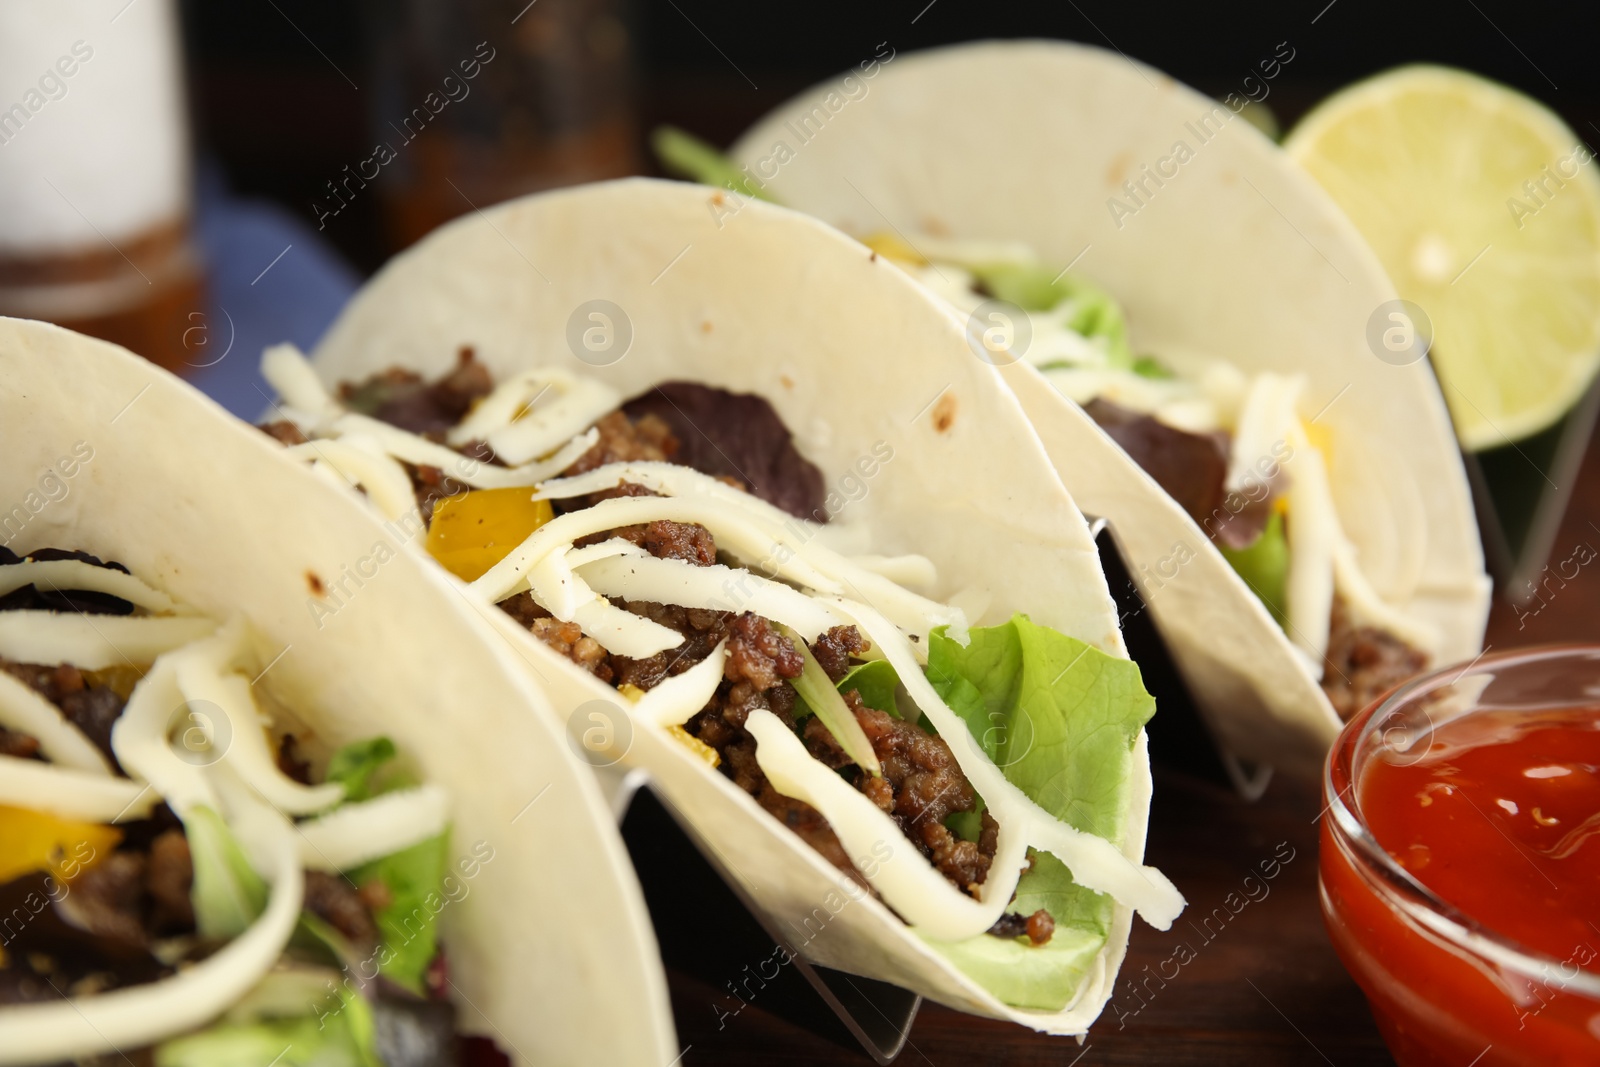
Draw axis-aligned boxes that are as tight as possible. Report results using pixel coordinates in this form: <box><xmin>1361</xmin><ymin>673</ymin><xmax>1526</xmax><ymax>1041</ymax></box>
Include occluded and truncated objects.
<box><xmin>363</xmin><ymin>0</ymin><xmax>638</xmax><ymax>250</ymax></box>
<box><xmin>0</xmin><ymin>1</ymin><xmax>203</xmax><ymax>372</ymax></box>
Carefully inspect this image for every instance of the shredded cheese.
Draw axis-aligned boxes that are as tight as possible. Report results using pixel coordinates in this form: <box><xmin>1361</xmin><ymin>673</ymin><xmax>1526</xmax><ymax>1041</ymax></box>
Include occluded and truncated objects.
<box><xmin>472</xmin><ymin>494</ymin><xmax>843</xmax><ymax>601</ymax></box>
<box><xmin>261</xmin><ymin>344</ymin><xmax>341</xmax><ymax>424</ymax></box>
<box><xmin>285</xmin><ymin>438</ymin><xmax>421</xmax><ymax>530</ymax></box>
<box><xmin>576</xmin><ymin>554</ymin><xmax>844</xmax><ymax>641</ymax></box>
<box><xmin>0</xmin><ymin>670</ymin><xmax>113</xmax><ymax>774</ymax></box>
<box><xmin>331</xmin><ymin>413</ymin><xmax>599</xmax><ymax>491</ymax></box>
<box><xmin>0</xmin><ymin>804</ymin><xmax>303</xmax><ymax>1065</ymax></box>
<box><xmin>169</xmin><ymin>619</ymin><xmax>345</xmax><ymax>816</ymax></box>
<box><xmin>0</xmin><ymin>560</ymin><xmax>181</xmax><ymax>614</ymax></box>
<box><xmin>0</xmin><ymin>754</ymin><xmax>153</xmax><ymax>822</ymax></box>
<box><xmin>445</xmin><ymin>370</ymin><xmax>621</xmax><ymax>465</ymax></box>
<box><xmin>0</xmin><ymin>612</ymin><xmax>215</xmax><ymax>671</ymax></box>
<box><xmin>294</xmin><ymin>784</ymin><xmax>450</xmax><ymax>871</ymax></box>
<box><xmin>634</xmin><ymin>640</ymin><xmax>728</xmax><ymax>727</ymax></box>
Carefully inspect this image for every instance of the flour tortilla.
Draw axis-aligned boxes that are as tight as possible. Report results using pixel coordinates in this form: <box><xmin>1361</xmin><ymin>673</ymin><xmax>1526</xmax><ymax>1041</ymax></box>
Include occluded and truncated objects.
<box><xmin>730</xmin><ymin>40</ymin><xmax>1491</xmax><ymax>774</ymax></box>
<box><xmin>310</xmin><ymin>177</ymin><xmax>1154</xmax><ymax>1032</ymax></box>
<box><xmin>0</xmin><ymin>317</ymin><xmax>676</xmax><ymax>1066</ymax></box>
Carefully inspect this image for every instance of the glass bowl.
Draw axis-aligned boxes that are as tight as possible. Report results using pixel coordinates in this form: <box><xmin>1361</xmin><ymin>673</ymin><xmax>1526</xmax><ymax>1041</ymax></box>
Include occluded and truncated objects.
<box><xmin>1320</xmin><ymin>646</ymin><xmax>1600</xmax><ymax>1066</ymax></box>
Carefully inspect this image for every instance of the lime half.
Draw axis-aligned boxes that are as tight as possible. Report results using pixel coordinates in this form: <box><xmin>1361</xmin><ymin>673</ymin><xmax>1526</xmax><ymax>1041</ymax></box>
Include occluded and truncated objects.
<box><xmin>1286</xmin><ymin>66</ymin><xmax>1600</xmax><ymax>451</ymax></box>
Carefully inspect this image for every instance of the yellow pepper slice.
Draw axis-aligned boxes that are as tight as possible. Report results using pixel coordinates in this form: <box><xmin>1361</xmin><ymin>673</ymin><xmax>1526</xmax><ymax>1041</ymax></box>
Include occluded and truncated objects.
<box><xmin>0</xmin><ymin>804</ymin><xmax>119</xmax><ymax>884</ymax></box>
<box><xmin>665</xmin><ymin>725</ymin><xmax>721</xmax><ymax>769</ymax></box>
<box><xmin>425</xmin><ymin>488</ymin><xmax>554</xmax><ymax>582</ymax></box>
<box><xmin>83</xmin><ymin>664</ymin><xmax>147</xmax><ymax>700</ymax></box>
<box><xmin>860</xmin><ymin>232</ymin><xmax>928</xmax><ymax>267</ymax></box>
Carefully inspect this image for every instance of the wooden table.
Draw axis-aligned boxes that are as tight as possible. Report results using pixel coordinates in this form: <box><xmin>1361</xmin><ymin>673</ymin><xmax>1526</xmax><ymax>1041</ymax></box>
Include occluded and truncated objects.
<box><xmin>654</xmin><ymin>426</ymin><xmax>1600</xmax><ymax>1065</ymax></box>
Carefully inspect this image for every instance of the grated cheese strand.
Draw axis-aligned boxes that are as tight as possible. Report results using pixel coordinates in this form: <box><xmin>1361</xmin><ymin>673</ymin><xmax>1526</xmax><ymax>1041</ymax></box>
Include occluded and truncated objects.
<box><xmin>170</xmin><ymin>618</ymin><xmax>346</xmax><ymax>816</ymax></box>
<box><xmin>0</xmin><ymin>612</ymin><xmax>215</xmax><ymax>671</ymax></box>
<box><xmin>0</xmin><ymin>670</ymin><xmax>114</xmax><ymax>774</ymax></box>
<box><xmin>576</xmin><ymin>554</ymin><xmax>845</xmax><ymax>641</ymax></box>
<box><xmin>0</xmin><ymin>804</ymin><xmax>303</xmax><ymax>1065</ymax></box>
<box><xmin>285</xmin><ymin>438</ymin><xmax>421</xmax><ymax>531</ymax></box>
<box><xmin>0</xmin><ymin>559</ymin><xmax>181</xmax><ymax>614</ymax></box>
<box><xmin>0</xmin><ymin>754</ymin><xmax>154</xmax><ymax>822</ymax></box>
<box><xmin>634</xmin><ymin>640</ymin><xmax>729</xmax><ymax>727</ymax></box>
<box><xmin>294</xmin><ymin>784</ymin><xmax>450</xmax><ymax>871</ymax></box>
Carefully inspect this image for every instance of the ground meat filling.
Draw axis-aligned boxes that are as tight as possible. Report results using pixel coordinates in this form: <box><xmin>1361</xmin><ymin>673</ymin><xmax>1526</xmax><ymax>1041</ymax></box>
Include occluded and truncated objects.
<box><xmin>0</xmin><ymin>554</ymin><xmax>391</xmax><ymax>1005</ymax></box>
<box><xmin>328</xmin><ymin>361</ymin><xmax>1052</xmax><ymax>942</ymax></box>
<box><xmin>304</xmin><ymin>870</ymin><xmax>381</xmax><ymax>949</ymax></box>
<box><xmin>1322</xmin><ymin>595</ymin><xmax>1429</xmax><ymax>720</ymax></box>
<box><xmin>339</xmin><ymin>346</ymin><xmax>494</xmax><ymax>439</ymax></box>
<box><xmin>0</xmin><ymin>660</ymin><xmax>129</xmax><ymax>770</ymax></box>
<box><xmin>986</xmin><ymin>908</ymin><xmax>1057</xmax><ymax>947</ymax></box>
<box><xmin>565</xmin><ymin>409</ymin><xmax>679</xmax><ymax>477</ymax></box>
<box><xmin>506</xmin><ymin>434</ymin><xmax>1044</xmax><ymax>938</ymax></box>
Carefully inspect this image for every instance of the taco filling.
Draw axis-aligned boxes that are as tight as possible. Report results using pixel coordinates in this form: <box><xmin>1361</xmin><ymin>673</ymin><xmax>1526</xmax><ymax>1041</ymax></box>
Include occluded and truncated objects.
<box><xmin>653</xmin><ymin>133</ymin><xmax>1436</xmax><ymax>720</ymax></box>
<box><xmin>874</xmin><ymin>235</ymin><xmax>1431</xmax><ymax>718</ymax></box>
<box><xmin>0</xmin><ymin>549</ymin><xmax>472</xmax><ymax>1065</ymax></box>
<box><xmin>260</xmin><ymin>345</ymin><xmax>1182</xmax><ymax>1012</ymax></box>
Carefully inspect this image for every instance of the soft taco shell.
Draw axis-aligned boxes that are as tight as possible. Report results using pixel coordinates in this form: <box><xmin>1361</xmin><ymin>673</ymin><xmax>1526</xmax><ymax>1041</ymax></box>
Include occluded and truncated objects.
<box><xmin>0</xmin><ymin>317</ymin><xmax>676</xmax><ymax>1066</ymax></box>
<box><xmin>310</xmin><ymin>177</ymin><xmax>1153</xmax><ymax>1032</ymax></box>
<box><xmin>730</xmin><ymin>40</ymin><xmax>1491</xmax><ymax>773</ymax></box>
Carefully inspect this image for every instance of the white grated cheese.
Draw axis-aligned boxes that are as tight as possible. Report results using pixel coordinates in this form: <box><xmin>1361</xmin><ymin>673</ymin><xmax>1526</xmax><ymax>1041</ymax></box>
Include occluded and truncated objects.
<box><xmin>294</xmin><ymin>784</ymin><xmax>450</xmax><ymax>871</ymax></box>
<box><xmin>0</xmin><ymin>612</ymin><xmax>215</xmax><ymax>671</ymax></box>
<box><xmin>1283</xmin><ymin>423</ymin><xmax>1338</xmax><ymax>669</ymax></box>
<box><xmin>522</xmin><ymin>546</ymin><xmax>686</xmax><ymax>658</ymax></box>
<box><xmin>285</xmin><ymin>438</ymin><xmax>421</xmax><ymax>531</ymax></box>
<box><xmin>0</xmin><ymin>754</ymin><xmax>153</xmax><ymax>822</ymax></box>
<box><xmin>448</xmin><ymin>371</ymin><xmax>620</xmax><ymax>465</ymax></box>
<box><xmin>472</xmin><ymin>495</ymin><xmax>843</xmax><ymax>602</ymax></box>
<box><xmin>575</xmin><ymin>554</ymin><xmax>845</xmax><ymax>640</ymax></box>
<box><xmin>111</xmin><ymin>656</ymin><xmax>220</xmax><ymax>817</ymax></box>
<box><xmin>0</xmin><ymin>560</ymin><xmax>182</xmax><ymax>614</ymax></box>
<box><xmin>329</xmin><ymin>413</ymin><xmax>599</xmax><ymax>491</ymax></box>
<box><xmin>260</xmin><ymin>344</ymin><xmax>342</xmax><ymax>425</ymax></box>
<box><xmin>0</xmin><ymin>669</ymin><xmax>113</xmax><ymax>774</ymax></box>
<box><xmin>634</xmin><ymin>640</ymin><xmax>728</xmax><ymax>727</ymax></box>
<box><xmin>534</xmin><ymin>461</ymin><xmax>823</xmax><ymax>532</ymax></box>
<box><xmin>747</xmin><ymin>707</ymin><xmax>1032</xmax><ymax>941</ymax></box>
<box><xmin>0</xmin><ymin>802</ymin><xmax>303</xmax><ymax>1064</ymax></box>
<box><xmin>169</xmin><ymin>619</ymin><xmax>345</xmax><ymax>816</ymax></box>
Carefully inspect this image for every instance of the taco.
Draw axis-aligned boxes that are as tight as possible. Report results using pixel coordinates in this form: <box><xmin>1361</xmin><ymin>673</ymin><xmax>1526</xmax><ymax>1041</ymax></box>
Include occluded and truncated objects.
<box><xmin>254</xmin><ymin>177</ymin><xmax>1183</xmax><ymax>1033</ymax></box>
<box><xmin>0</xmin><ymin>319</ymin><xmax>675</xmax><ymax>1065</ymax></box>
<box><xmin>677</xmin><ymin>40</ymin><xmax>1492</xmax><ymax>775</ymax></box>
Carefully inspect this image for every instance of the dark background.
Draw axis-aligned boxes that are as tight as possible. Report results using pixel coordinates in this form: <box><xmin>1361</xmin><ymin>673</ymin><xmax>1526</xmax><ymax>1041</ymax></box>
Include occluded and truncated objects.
<box><xmin>179</xmin><ymin>0</ymin><xmax>1600</xmax><ymax>272</ymax></box>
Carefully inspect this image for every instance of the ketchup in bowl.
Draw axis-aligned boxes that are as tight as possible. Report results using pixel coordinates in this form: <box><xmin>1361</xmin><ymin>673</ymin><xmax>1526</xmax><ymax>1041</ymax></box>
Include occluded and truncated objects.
<box><xmin>1320</xmin><ymin>647</ymin><xmax>1600</xmax><ymax>1067</ymax></box>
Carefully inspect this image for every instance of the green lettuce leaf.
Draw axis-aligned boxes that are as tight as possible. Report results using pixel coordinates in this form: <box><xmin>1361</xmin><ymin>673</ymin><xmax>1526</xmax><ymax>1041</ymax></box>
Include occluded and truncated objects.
<box><xmin>966</xmin><ymin>263</ymin><xmax>1133</xmax><ymax>368</ymax></box>
<box><xmin>921</xmin><ymin>615</ymin><xmax>1156</xmax><ymax>1010</ymax></box>
<box><xmin>1131</xmin><ymin>355</ymin><xmax>1174</xmax><ymax>379</ymax></box>
<box><xmin>325</xmin><ymin>736</ymin><xmax>397</xmax><ymax>802</ymax></box>
<box><xmin>185</xmin><ymin>806</ymin><xmax>268</xmax><ymax>940</ymax></box>
<box><xmin>154</xmin><ymin>984</ymin><xmax>380</xmax><ymax>1067</ymax></box>
<box><xmin>352</xmin><ymin>831</ymin><xmax>451</xmax><ymax>994</ymax></box>
<box><xmin>835</xmin><ymin>660</ymin><xmax>901</xmax><ymax>717</ymax></box>
<box><xmin>651</xmin><ymin>126</ymin><xmax>776</xmax><ymax>202</ymax></box>
<box><xmin>793</xmin><ymin>658</ymin><xmax>904</xmax><ymax>723</ymax></box>
<box><xmin>1219</xmin><ymin>511</ymin><xmax>1289</xmax><ymax>628</ymax></box>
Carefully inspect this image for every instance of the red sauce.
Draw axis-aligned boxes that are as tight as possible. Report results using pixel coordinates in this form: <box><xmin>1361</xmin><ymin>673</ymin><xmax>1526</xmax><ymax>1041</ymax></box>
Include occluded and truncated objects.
<box><xmin>1321</xmin><ymin>705</ymin><xmax>1600</xmax><ymax>1066</ymax></box>
<box><xmin>1361</xmin><ymin>708</ymin><xmax>1600</xmax><ymax>962</ymax></box>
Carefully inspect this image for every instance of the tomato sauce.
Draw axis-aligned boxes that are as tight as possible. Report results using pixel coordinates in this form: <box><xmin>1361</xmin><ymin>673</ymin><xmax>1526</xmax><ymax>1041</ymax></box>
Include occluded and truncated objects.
<box><xmin>1361</xmin><ymin>708</ymin><xmax>1600</xmax><ymax>963</ymax></box>
<box><xmin>1321</xmin><ymin>704</ymin><xmax>1600</xmax><ymax>1066</ymax></box>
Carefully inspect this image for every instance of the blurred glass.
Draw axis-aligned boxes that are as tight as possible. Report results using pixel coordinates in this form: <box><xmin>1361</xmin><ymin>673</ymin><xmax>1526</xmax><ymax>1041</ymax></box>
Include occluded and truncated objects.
<box><xmin>365</xmin><ymin>0</ymin><xmax>638</xmax><ymax>250</ymax></box>
<box><xmin>0</xmin><ymin>0</ymin><xmax>203</xmax><ymax>372</ymax></box>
